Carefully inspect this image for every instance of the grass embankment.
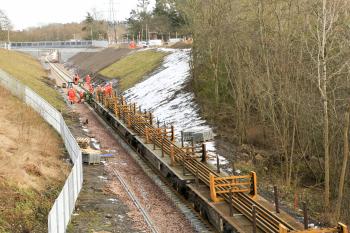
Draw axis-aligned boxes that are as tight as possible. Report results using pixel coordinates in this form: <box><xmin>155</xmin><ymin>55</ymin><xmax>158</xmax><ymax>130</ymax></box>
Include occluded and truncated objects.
<box><xmin>0</xmin><ymin>87</ymin><xmax>69</xmax><ymax>232</ymax></box>
<box><xmin>0</xmin><ymin>49</ymin><xmax>65</xmax><ymax>110</ymax></box>
<box><xmin>99</xmin><ymin>50</ymin><xmax>167</xmax><ymax>91</ymax></box>
<box><xmin>0</xmin><ymin>49</ymin><xmax>69</xmax><ymax>232</ymax></box>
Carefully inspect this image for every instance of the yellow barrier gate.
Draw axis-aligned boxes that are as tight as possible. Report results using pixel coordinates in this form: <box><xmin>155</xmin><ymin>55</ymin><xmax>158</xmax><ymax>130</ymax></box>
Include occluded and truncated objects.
<box><xmin>209</xmin><ymin>172</ymin><xmax>257</xmax><ymax>202</ymax></box>
<box><xmin>279</xmin><ymin>223</ymin><xmax>348</xmax><ymax>233</ymax></box>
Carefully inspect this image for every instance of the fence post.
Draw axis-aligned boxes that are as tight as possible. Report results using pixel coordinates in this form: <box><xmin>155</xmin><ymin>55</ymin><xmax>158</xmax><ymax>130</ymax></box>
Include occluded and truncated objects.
<box><xmin>216</xmin><ymin>155</ymin><xmax>220</xmax><ymax>173</ymax></box>
<box><xmin>170</xmin><ymin>125</ymin><xmax>175</xmax><ymax>142</ymax></box>
<box><xmin>252</xmin><ymin>205</ymin><xmax>257</xmax><ymax>233</ymax></box>
<box><xmin>181</xmin><ymin>131</ymin><xmax>184</xmax><ymax>147</ymax></box>
<box><xmin>161</xmin><ymin>137</ymin><xmax>164</xmax><ymax>157</ymax></box>
<box><xmin>170</xmin><ymin>144</ymin><xmax>175</xmax><ymax>166</ymax></box>
<box><xmin>303</xmin><ymin>202</ymin><xmax>308</xmax><ymax>229</ymax></box>
<box><xmin>274</xmin><ymin>186</ymin><xmax>280</xmax><ymax>213</ymax></box>
<box><xmin>0</xmin><ymin>70</ymin><xmax>83</xmax><ymax>233</ymax></box>
<box><xmin>201</xmin><ymin>143</ymin><xmax>207</xmax><ymax>162</ymax></box>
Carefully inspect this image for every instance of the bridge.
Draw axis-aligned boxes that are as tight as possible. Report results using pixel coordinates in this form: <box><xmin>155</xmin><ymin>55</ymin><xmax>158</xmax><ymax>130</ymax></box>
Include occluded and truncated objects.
<box><xmin>7</xmin><ymin>40</ymin><xmax>108</xmax><ymax>49</ymax></box>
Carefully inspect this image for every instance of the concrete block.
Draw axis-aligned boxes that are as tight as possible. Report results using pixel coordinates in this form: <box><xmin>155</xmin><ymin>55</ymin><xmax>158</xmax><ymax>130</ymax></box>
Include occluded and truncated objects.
<box><xmin>182</xmin><ymin>128</ymin><xmax>214</xmax><ymax>143</ymax></box>
<box><xmin>82</xmin><ymin>153</ymin><xmax>101</xmax><ymax>164</ymax></box>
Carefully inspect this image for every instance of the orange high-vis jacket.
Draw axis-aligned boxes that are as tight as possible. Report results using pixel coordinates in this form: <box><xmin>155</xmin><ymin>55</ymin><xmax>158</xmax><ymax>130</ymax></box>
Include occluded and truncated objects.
<box><xmin>85</xmin><ymin>75</ymin><xmax>91</xmax><ymax>85</ymax></box>
<box><xmin>68</xmin><ymin>89</ymin><xmax>76</xmax><ymax>101</ymax></box>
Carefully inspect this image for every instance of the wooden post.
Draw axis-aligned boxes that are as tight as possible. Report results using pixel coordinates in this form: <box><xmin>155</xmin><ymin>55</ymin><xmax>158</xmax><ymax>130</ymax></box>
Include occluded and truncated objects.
<box><xmin>209</xmin><ymin>173</ymin><xmax>216</xmax><ymax>202</ymax></box>
<box><xmin>216</xmin><ymin>155</ymin><xmax>220</xmax><ymax>173</ymax></box>
<box><xmin>114</xmin><ymin>102</ymin><xmax>118</xmax><ymax>116</ymax></box>
<box><xmin>157</xmin><ymin>118</ymin><xmax>160</xmax><ymax>128</ymax></box>
<box><xmin>252</xmin><ymin>205</ymin><xmax>257</xmax><ymax>233</ymax></box>
<box><xmin>133</xmin><ymin>103</ymin><xmax>136</xmax><ymax>113</ymax></box>
<box><xmin>161</xmin><ymin>137</ymin><xmax>164</xmax><ymax>157</ymax></box>
<box><xmin>170</xmin><ymin>144</ymin><xmax>175</xmax><ymax>166</ymax></box>
<box><xmin>145</xmin><ymin>127</ymin><xmax>149</xmax><ymax>143</ymax></box>
<box><xmin>153</xmin><ymin>131</ymin><xmax>156</xmax><ymax>150</ymax></box>
<box><xmin>127</xmin><ymin>113</ymin><xmax>131</xmax><ymax>127</ymax></box>
<box><xmin>182</xmin><ymin>159</ymin><xmax>186</xmax><ymax>176</ymax></box>
<box><xmin>149</xmin><ymin>112</ymin><xmax>153</xmax><ymax>125</ymax></box>
<box><xmin>201</xmin><ymin>143</ymin><xmax>207</xmax><ymax>162</ymax></box>
<box><xmin>195</xmin><ymin>169</ymin><xmax>199</xmax><ymax>187</ymax></box>
<box><xmin>171</xmin><ymin>125</ymin><xmax>175</xmax><ymax>142</ymax></box>
<box><xmin>250</xmin><ymin>171</ymin><xmax>257</xmax><ymax>199</ymax></box>
<box><xmin>303</xmin><ymin>202</ymin><xmax>308</xmax><ymax>229</ymax></box>
<box><xmin>139</xmin><ymin>105</ymin><xmax>141</xmax><ymax>113</ymax></box>
<box><xmin>229</xmin><ymin>189</ymin><xmax>234</xmax><ymax>216</ymax></box>
<box><xmin>279</xmin><ymin>224</ymin><xmax>288</xmax><ymax>233</ymax></box>
<box><xmin>191</xmin><ymin>138</ymin><xmax>195</xmax><ymax>155</ymax></box>
<box><xmin>274</xmin><ymin>186</ymin><xmax>280</xmax><ymax>213</ymax></box>
<box><xmin>181</xmin><ymin>131</ymin><xmax>184</xmax><ymax>148</ymax></box>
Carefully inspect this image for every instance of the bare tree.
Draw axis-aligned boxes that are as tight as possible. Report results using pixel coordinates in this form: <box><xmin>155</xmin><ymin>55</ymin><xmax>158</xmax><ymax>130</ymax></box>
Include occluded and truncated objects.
<box><xmin>0</xmin><ymin>9</ymin><xmax>12</xmax><ymax>42</ymax></box>
<box><xmin>336</xmin><ymin>108</ymin><xmax>350</xmax><ymax>220</ymax></box>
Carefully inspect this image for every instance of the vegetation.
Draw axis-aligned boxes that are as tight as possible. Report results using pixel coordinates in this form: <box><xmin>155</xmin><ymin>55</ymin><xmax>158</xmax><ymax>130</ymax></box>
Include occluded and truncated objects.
<box><xmin>178</xmin><ymin>0</ymin><xmax>350</xmax><ymax>224</ymax></box>
<box><xmin>127</xmin><ymin>0</ymin><xmax>187</xmax><ymax>41</ymax></box>
<box><xmin>0</xmin><ymin>49</ymin><xmax>65</xmax><ymax>110</ymax></box>
<box><xmin>0</xmin><ymin>87</ymin><xmax>69</xmax><ymax>232</ymax></box>
<box><xmin>99</xmin><ymin>50</ymin><xmax>167</xmax><ymax>91</ymax></box>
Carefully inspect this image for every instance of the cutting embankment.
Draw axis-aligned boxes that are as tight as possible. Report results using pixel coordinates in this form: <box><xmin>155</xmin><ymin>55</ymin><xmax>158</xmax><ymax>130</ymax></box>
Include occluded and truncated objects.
<box><xmin>99</xmin><ymin>49</ymin><xmax>167</xmax><ymax>91</ymax></box>
<box><xmin>67</xmin><ymin>47</ymin><xmax>132</xmax><ymax>76</ymax></box>
<box><xmin>0</xmin><ymin>49</ymin><xmax>69</xmax><ymax>232</ymax></box>
<box><xmin>68</xmin><ymin>48</ymin><xmax>167</xmax><ymax>92</ymax></box>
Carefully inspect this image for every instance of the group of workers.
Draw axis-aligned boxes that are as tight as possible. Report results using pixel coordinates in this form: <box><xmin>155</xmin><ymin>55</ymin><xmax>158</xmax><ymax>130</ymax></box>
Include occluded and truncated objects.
<box><xmin>67</xmin><ymin>73</ymin><xmax>113</xmax><ymax>104</ymax></box>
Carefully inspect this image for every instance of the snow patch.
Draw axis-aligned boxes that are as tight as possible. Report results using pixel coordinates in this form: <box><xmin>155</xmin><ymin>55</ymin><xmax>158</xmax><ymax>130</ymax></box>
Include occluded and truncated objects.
<box><xmin>124</xmin><ymin>49</ymin><xmax>230</xmax><ymax>167</ymax></box>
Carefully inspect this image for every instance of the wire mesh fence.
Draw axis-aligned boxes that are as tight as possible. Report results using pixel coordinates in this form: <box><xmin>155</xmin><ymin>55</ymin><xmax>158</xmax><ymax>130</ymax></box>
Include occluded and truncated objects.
<box><xmin>0</xmin><ymin>69</ymin><xmax>83</xmax><ymax>233</ymax></box>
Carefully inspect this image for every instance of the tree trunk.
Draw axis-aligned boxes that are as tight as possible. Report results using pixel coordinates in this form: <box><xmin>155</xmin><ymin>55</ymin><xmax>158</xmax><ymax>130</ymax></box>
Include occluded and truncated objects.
<box><xmin>335</xmin><ymin>110</ymin><xmax>350</xmax><ymax>220</ymax></box>
<box><xmin>321</xmin><ymin>0</ymin><xmax>330</xmax><ymax>210</ymax></box>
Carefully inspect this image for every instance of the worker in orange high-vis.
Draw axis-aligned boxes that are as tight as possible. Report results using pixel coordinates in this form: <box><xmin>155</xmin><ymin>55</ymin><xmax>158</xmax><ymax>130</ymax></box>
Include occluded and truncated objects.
<box><xmin>105</xmin><ymin>82</ymin><xmax>113</xmax><ymax>96</ymax></box>
<box><xmin>85</xmin><ymin>74</ymin><xmax>91</xmax><ymax>85</ymax></box>
<box><xmin>96</xmin><ymin>85</ymin><xmax>102</xmax><ymax>101</ymax></box>
<box><xmin>88</xmin><ymin>83</ymin><xmax>94</xmax><ymax>94</ymax></box>
<box><xmin>78</xmin><ymin>91</ymin><xmax>85</xmax><ymax>103</ymax></box>
<box><xmin>129</xmin><ymin>40</ymin><xmax>136</xmax><ymax>49</ymax></box>
<box><xmin>68</xmin><ymin>88</ymin><xmax>76</xmax><ymax>104</ymax></box>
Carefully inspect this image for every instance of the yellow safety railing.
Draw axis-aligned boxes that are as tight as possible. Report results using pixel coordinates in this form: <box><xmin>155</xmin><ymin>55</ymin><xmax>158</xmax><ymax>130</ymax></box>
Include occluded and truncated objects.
<box><xmin>279</xmin><ymin>223</ymin><xmax>348</xmax><ymax>233</ymax></box>
<box><xmin>209</xmin><ymin>172</ymin><xmax>257</xmax><ymax>202</ymax></box>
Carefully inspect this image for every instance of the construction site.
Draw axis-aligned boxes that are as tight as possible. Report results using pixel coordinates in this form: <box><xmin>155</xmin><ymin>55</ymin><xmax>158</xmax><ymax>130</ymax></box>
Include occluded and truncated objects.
<box><xmin>1</xmin><ymin>0</ymin><xmax>350</xmax><ymax>233</ymax></box>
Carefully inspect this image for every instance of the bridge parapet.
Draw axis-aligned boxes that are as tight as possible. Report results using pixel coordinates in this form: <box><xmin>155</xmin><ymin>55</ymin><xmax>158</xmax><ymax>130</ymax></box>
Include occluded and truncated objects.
<box><xmin>9</xmin><ymin>40</ymin><xmax>108</xmax><ymax>49</ymax></box>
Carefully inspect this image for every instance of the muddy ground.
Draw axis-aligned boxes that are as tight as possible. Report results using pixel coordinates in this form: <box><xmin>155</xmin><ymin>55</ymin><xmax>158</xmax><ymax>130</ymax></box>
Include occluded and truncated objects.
<box><xmin>67</xmin><ymin>102</ymin><xmax>194</xmax><ymax>233</ymax></box>
<box><xmin>66</xmin><ymin>47</ymin><xmax>133</xmax><ymax>77</ymax></box>
<box><xmin>51</xmin><ymin>68</ymin><xmax>195</xmax><ymax>232</ymax></box>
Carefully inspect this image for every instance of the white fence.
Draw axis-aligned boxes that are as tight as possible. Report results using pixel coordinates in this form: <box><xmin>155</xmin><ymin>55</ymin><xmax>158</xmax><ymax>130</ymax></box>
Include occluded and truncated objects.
<box><xmin>0</xmin><ymin>69</ymin><xmax>83</xmax><ymax>233</ymax></box>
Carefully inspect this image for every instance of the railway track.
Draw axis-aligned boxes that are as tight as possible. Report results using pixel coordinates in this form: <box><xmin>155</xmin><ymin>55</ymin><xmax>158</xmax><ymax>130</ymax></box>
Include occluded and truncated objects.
<box><xmin>110</xmin><ymin>167</ymin><xmax>159</xmax><ymax>233</ymax></box>
<box><xmin>49</xmin><ymin>61</ymin><xmax>348</xmax><ymax>233</ymax></box>
<box><xmin>50</xmin><ymin>61</ymin><xmax>215</xmax><ymax>233</ymax></box>
<box><xmin>49</xmin><ymin>61</ymin><xmax>295</xmax><ymax>232</ymax></box>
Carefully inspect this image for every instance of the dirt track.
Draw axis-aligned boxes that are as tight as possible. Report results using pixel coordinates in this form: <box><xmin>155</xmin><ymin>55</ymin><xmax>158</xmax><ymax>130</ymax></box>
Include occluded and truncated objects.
<box><xmin>67</xmin><ymin>47</ymin><xmax>133</xmax><ymax>76</ymax></box>
<box><xmin>68</xmin><ymin>102</ymin><xmax>195</xmax><ymax>233</ymax></box>
<box><xmin>51</xmin><ymin>69</ymin><xmax>194</xmax><ymax>232</ymax></box>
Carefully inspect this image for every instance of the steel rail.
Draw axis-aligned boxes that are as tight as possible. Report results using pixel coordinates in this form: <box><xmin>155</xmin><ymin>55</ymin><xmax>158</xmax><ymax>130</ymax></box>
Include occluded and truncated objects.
<box><xmin>50</xmin><ymin>62</ymin><xmax>297</xmax><ymax>233</ymax></box>
<box><xmin>111</xmin><ymin>168</ymin><xmax>159</xmax><ymax>233</ymax></box>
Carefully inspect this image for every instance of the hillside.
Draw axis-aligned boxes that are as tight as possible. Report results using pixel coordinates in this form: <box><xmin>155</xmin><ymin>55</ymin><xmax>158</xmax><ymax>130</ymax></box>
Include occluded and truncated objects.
<box><xmin>0</xmin><ymin>49</ymin><xmax>65</xmax><ymax>110</ymax></box>
<box><xmin>0</xmin><ymin>50</ymin><xmax>69</xmax><ymax>232</ymax></box>
<box><xmin>99</xmin><ymin>50</ymin><xmax>167</xmax><ymax>91</ymax></box>
<box><xmin>67</xmin><ymin>47</ymin><xmax>132</xmax><ymax>77</ymax></box>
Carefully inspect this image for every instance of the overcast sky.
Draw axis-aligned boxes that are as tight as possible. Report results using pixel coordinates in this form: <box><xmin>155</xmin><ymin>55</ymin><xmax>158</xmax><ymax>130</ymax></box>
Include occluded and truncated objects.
<box><xmin>1</xmin><ymin>0</ymin><xmax>155</xmax><ymax>30</ymax></box>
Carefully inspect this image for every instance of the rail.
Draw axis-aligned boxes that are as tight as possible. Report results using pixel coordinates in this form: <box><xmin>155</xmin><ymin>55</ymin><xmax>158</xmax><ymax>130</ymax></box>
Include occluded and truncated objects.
<box><xmin>50</xmin><ymin>62</ymin><xmax>348</xmax><ymax>233</ymax></box>
<box><xmin>95</xmin><ymin>91</ymin><xmax>296</xmax><ymax>233</ymax></box>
